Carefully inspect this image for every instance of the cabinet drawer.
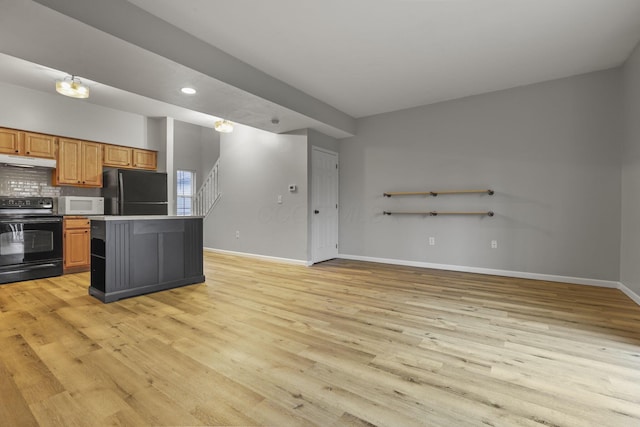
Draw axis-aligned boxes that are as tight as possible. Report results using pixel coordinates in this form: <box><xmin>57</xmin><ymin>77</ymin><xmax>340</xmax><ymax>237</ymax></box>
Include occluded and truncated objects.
<box><xmin>64</xmin><ymin>217</ymin><xmax>91</xmax><ymax>229</ymax></box>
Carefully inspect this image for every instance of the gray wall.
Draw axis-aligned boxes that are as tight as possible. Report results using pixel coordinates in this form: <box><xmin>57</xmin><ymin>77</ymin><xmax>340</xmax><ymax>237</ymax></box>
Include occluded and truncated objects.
<box><xmin>621</xmin><ymin>43</ymin><xmax>640</xmax><ymax>295</ymax></box>
<box><xmin>200</xmin><ymin>126</ymin><xmax>220</xmax><ymax>181</ymax></box>
<box><xmin>0</xmin><ymin>81</ymin><xmax>148</xmax><ymax>148</ymax></box>
<box><xmin>339</xmin><ymin>69</ymin><xmax>623</xmax><ymax>281</ymax></box>
<box><xmin>173</xmin><ymin>120</ymin><xmax>220</xmax><ymax>214</ymax></box>
<box><xmin>203</xmin><ymin>124</ymin><xmax>309</xmax><ymax>261</ymax></box>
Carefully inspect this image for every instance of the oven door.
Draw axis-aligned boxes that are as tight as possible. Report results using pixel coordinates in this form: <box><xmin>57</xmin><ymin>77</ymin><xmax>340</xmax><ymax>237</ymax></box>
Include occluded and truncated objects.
<box><xmin>0</xmin><ymin>217</ymin><xmax>63</xmax><ymax>267</ymax></box>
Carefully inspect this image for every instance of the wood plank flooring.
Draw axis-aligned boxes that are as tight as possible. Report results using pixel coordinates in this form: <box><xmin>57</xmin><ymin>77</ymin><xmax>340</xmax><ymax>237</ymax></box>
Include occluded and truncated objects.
<box><xmin>1</xmin><ymin>251</ymin><xmax>640</xmax><ymax>426</ymax></box>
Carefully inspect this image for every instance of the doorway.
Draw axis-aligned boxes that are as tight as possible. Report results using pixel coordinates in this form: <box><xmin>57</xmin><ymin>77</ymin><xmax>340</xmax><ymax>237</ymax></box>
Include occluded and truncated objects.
<box><xmin>311</xmin><ymin>147</ymin><xmax>339</xmax><ymax>263</ymax></box>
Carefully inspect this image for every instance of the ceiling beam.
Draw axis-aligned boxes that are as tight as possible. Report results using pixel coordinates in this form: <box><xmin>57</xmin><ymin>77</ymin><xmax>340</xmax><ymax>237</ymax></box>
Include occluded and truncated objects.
<box><xmin>27</xmin><ymin>0</ymin><xmax>356</xmax><ymax>137</ymax></box>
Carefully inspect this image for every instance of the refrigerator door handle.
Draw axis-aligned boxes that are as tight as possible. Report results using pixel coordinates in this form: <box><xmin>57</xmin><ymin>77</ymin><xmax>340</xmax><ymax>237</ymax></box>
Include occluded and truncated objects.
<box><xmin>118</xmin><ymin>172</ymin><xmax>124</xmax><ymax>204</ymax></box>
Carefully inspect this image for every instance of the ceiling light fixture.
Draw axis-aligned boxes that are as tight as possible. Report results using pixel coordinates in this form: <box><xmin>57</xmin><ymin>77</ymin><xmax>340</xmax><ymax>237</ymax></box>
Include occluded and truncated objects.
<box><xmin>55</xmin><ymin>75</ymin><xmax>89</xmax><ymax>99</ymax></box>
<box><xmin>181</xmin><ymin>87</ymin><xmax>196</xmax><ymax>95</ymax></box>
<box><xmin>214</xmin><ymin>119</ymin><xmax>234</xmax><ymax>133</ymax></box>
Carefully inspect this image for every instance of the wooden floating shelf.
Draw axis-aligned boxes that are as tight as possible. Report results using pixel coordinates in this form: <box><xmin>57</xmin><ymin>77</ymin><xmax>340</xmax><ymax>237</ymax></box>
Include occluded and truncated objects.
<box><xmin>383</xmin><ymin>211</ymin><xmax>494</xmax><ymax>217</ymax></box>
<box><xmin>383</xmin><ymin>189</ymin><xmax>494</xmax><ymax>197</ymax></box>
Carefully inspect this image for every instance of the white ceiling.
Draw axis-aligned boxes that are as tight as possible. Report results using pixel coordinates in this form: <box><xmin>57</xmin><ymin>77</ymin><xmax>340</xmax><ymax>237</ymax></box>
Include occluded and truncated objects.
<box><xmin>128</xmin><ymin>0</ymin><xmax>640</xmax><ymax>118</ymax></box>
<box><xmin>1</xmin><ymin>0</ymin><xmax>640</xmax><ymax>136</ymax></box>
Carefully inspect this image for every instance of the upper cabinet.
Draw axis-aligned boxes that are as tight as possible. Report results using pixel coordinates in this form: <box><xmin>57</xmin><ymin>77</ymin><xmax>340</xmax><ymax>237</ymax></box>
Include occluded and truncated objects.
<box><xmin>103</xmin><ymin>144</ymin><xmax>132</xmax><ymax>168</ymax></box>
<box><xmin>0</xmin><ymin>128</ymin><xmax>22</xmax><ymax>154</ymax></box>
<box><xmin>0</xmin><ymin>128</ymin><xmax>56</xmax><ymax>158</ymax></box>
<box><xmin>133</xmin><ymin>148</ymin><xmax>157</xmax><ymax>170</ymax></box>
<box><xmin>23</xmin><ymin>132</ymin><xmax>56</xmax><ymax>159</ymax></box>
<box><xmin>4</xmin><ymin>125</ymin><xmax>158</xmax><ymax>187</ymax></box>
<box><xmin>103</xmin><ymin>145</ymin><xmax>157</xmax><ymax>170</ymax></box>
<box><xmin>54</xmin><ymin>138</ymin><xmax>103</xmax><ymax>187</ymax></box>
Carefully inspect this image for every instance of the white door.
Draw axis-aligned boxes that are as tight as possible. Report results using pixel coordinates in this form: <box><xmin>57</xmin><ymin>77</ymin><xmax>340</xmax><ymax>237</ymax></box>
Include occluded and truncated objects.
<box><xmin>312</xmin><ymin>147</ymin><xmax>339</xmax><ymax>263</ymax></box>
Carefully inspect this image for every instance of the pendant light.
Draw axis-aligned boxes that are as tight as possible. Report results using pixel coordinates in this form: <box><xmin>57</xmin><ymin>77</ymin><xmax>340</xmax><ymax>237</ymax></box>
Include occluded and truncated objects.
<box><xmin>55</xmin><ymin>75</ymin><xmax>90</xmax><ymax>99</ymax></box>
<box><xmin>214</xmin><ymin>119</ymin><xmax>233</xmax><ymax>133</ymax></box>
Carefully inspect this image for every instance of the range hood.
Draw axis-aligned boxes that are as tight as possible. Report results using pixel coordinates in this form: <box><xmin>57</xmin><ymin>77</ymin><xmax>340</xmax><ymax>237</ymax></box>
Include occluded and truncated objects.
<box><xmin>0</xmin><ymin>153</ymin><xmax>57</xmax><ymax>168</ymax></box>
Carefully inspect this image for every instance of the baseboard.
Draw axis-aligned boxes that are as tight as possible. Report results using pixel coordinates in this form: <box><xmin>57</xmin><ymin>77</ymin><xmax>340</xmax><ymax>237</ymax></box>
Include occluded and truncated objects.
<box><xmin>202</xmin><ymin>249</ymin><xmax>639</xmax><ymax>306</ymax></box>
<box><xmin>203</xmin><ymin>247</ymin><xmax>308</xmax><ymax>266</ymax></box>
<box><xmin>338</xmin><ymin>253</ymin><xmax>620</xmax><ymax>289</ymax></box>
<box><xmin>618</xmin><ymin>282</ymin><xmax>640</xmax><ymax>306</ymax></box>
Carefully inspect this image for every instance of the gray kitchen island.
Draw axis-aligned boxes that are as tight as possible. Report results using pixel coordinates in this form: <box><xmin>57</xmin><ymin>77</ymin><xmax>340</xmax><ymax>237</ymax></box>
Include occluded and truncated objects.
<box><xmin>89</xmin><ymin>216</ymin><xmax>205</xmax><ymax>303</ymax></box>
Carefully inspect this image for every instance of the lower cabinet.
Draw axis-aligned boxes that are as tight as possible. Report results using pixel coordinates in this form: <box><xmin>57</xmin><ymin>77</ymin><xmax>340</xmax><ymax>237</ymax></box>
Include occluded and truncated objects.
<box><xmin>63</xmin><ymin>216</ymin><xmax>91</xmax><ymax>273</ymax></box>
<box><xmin>89</xmin><ymin>217</ymin><xmax>204</xmax><ymax>303</ymax></box>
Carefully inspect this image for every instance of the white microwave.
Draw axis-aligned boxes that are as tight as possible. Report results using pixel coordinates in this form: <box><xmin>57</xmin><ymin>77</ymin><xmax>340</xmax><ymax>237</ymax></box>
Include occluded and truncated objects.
<box><xmin>58</xmin><ymin>196</ymin><xmax>104</xmax><ymax>215</ymax></box>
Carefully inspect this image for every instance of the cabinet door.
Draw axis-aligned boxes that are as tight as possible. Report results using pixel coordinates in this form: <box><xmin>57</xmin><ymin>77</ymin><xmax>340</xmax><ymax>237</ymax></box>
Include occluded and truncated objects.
<box><xmin>24</xmin><ymin>132</ymin><xmax>56</xmax><ymax>158</ymax></box>
<box><xmin>56</xmin><ymin>138</ymin><xmax>83</xmax><ymax>185</ymax></box>
<box><xmin>0</xmin><ymin>128</ymin><xmax>23</xmax><ymax>154</ymax></box>
<box><xmin>133</xmin><ymin>149</ymin><xmax>157</xmax><ymax>170</ymax></box>
<box><xmin>64</xmin><ymin>228</ymin><xmax>91</xmax><ymax>270</ymax></box>
<box><xmin>82</xmin><ymin>141</ymin><xmax>103</xmax><ymax>186</ymax></box>
<box><xmin>103</xmin><ymin>145</ymin><xmax>133</xmax><ymax>168</ymax></box>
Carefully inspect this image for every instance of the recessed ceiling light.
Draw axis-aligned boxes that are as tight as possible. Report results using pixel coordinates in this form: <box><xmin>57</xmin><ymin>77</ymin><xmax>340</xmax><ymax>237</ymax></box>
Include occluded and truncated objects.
<box><xmin>181</xmin><ymin>87</ymin><xmax>196</xmax><ymax>95</ymax></box>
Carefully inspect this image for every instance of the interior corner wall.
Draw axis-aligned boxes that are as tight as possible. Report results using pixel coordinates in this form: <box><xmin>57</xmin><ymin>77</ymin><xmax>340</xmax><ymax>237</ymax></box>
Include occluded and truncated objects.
<box><xmin>203</xmin><ymin>124</ymin><xmax>308</xmax><ymax>261</ymax></box>
<box><xmin>339</xmin><ymin>69</ymin><xmax>623</xmax><ymax>281</ymax></box>
<box><xmin>621</xmin><ymin>42</ymin><xmax>640</xmax><ymax>296</ymax></box>
<box><xmin>0</xmin><ymin>81</ymin><xmax>147</xmax><ymax>147</ymax></box>
<box><xmin>174</xmin><ymin>121</ymin><xmax>205</xmax><ymax>185</ymax></box>
<box><xmin>200</xmin><ymin>126</ymin><xmax>220</xmax><ymax>179</ymax></box>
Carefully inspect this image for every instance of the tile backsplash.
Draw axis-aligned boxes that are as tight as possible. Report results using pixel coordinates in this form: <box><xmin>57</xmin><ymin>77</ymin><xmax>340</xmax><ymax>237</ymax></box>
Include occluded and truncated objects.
<box><xmin>0</xmin><ymin>165</ymin><xmax>101</xmax><ymax>198</ymax></box>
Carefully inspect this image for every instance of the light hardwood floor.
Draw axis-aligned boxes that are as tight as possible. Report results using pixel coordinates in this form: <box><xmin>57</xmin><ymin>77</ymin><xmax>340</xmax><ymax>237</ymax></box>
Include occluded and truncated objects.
<box><xmin>1</xmin><ymin>251</ymin><xmax>640</xmax><ymax>426</ymax></box>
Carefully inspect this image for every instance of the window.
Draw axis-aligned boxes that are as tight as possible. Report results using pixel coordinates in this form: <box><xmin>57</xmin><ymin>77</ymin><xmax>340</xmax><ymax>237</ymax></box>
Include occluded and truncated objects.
<box><xmin>176</xmin><ymin>170</ymin><xmax>196</xmax><ymax>216</ymax></box>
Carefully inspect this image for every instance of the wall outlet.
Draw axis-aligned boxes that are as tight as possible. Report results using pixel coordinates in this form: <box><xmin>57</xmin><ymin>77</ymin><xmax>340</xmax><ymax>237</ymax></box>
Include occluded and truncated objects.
<box><xmin>491</xmin><ymin>240</ymin><xmax>498</xmax><ymax>249</ymax></box>
<box><xmin>236</xmin><ymin>230</ymin><xmax>240</xmax><ymax>239</ymax></box>
<box><xmin>428</xmin><ymin>236</ymin><xmax>436</xmax><ymax>246</ymax></box>
<box><xmin>277</xmin><ymin>195</ymin><xmax>283</xmax><ymax>204</ymax></box>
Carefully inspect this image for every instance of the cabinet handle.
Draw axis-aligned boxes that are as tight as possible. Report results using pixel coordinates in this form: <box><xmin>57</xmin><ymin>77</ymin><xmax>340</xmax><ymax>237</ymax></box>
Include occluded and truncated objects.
<box><xmin>77</xmin><ymin>180</ymin><xmax>81</xmax><ymax>183</ymax></box>
<box><xmin>85</xmin><ymin>230</ymin><xmax>88</xmax><ymax>233</ymax></box>
<box><xmin>26</xmin><ymin>151</ymin><xmax>30</xmax><ymax>154</ymax></box>
<box><xmin>14</xmin><ymin>149</ymin><xmax>18</xmax><ymax>153</ymax></box>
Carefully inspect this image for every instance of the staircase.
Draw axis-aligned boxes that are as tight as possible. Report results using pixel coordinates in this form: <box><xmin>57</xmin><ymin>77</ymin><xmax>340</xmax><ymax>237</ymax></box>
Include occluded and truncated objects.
<box><xmin>193</xmin><ymin>159</ymin><xmax>220</xmax><ymax>217</ymax></box>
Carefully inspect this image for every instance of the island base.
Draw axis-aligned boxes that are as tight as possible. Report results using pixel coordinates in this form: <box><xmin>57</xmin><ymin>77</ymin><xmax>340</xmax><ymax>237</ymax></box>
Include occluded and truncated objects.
<box><xmin>88</xmin><ymin>275</ymin><xmax>205</xmax><ymax>303</ymax></box>
<box><xmin>89</xmin><ymin>217</ymin><xmax>205</xmax><ymax>303</ymax></box>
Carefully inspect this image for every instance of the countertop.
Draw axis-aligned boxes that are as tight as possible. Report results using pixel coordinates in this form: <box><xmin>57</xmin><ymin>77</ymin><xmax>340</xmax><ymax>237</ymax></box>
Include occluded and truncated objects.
<box><xmin>90</xmin><ymin>215</ymin><xmax>204</xmax><ymax>221</ymax></box>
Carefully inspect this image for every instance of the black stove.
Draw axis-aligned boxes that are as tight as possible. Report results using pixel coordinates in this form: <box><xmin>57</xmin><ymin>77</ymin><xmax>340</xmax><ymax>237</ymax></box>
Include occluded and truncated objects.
<box><xmin>0</xmin><ymin>197</ymin><xmax>56</xmax><ymax>216</ymax></box>
<box><xmin>0</xmin><ymin>197</ymin><xmax>63</xmax><ymax>284</ymax></box>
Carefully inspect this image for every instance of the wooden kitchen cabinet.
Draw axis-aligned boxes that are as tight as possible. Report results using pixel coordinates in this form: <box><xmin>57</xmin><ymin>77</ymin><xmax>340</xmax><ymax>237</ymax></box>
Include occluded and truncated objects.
<box><xmin>102</xmin><ymin>144</ymin><xmax>158</xmax><ymax>170</ymax></box>
<box><xmin>23</xmin><ymin>132</ymin><xmax>56</xmax><ymax>158</ymax></box>
<box><xmin>54</xmin><ymin>138</ymin><xmax>103</xmax><ymax>187</ymax></box>
<box><xmin>103</xmin><ymin>145</ymin><xmax>157</xmax><ymax>170</ymax></box>
<box><xmin>103</xmin><ymin>144</ymin><xmax>133</xmax><ymax>168</ymax></box>
<box><xmin>64</xmin><ymin>216</ymin><xmax>91</xmax><ymax>273</ymax></box>
<box><xmin>0</xmin><ymin>128</ymin><xmax>57</xmax><ymax>158</ymax></box>
<box><xmin>132</xmin><ymin>148</ymin><xmax>157</xmax><ymax>170</ymax></box>
<box><xmin>0</xmin><ymin>127</ymin><xmax>23</xmax><ymax>154</ymax></box>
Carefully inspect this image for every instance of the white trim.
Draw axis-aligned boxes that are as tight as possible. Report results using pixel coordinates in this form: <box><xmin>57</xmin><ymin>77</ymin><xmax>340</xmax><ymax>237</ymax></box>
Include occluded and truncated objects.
<box><xmin>201</xmin><ymin>249</ymin><xmax>640</xmax><ymax>307</ymax></box>
<box><xmin>203</xmin><ymin>247</ymin><xmax>308</xmax><ymax>266</ymax></box>
<box><xmin>618</xmin><ymin>282</ymin><xmax>640</xmax><ymax>306</ymax></box>
<box><xmin>338</xmin><ymin>253</ymin><xmax>620</xmax><ymax>288</ymax></box>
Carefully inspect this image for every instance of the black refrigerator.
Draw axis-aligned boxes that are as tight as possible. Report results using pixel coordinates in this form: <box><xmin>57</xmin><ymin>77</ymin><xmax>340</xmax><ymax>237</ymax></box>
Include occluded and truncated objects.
<box><xmin>103</xmin><ymin>169</ymin><xmax>168</xmax><ymax>215</ymax></box>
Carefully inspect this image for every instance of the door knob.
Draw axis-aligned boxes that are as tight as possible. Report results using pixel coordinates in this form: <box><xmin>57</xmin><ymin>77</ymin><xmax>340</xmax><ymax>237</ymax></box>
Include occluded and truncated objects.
<box><xmin>314</xmin><ymin>210</ymin><xmax>319</xmax><ymax>214</ymax></box>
